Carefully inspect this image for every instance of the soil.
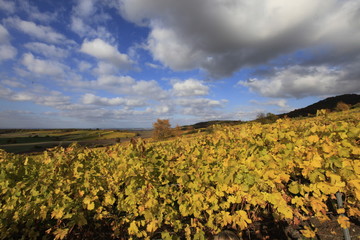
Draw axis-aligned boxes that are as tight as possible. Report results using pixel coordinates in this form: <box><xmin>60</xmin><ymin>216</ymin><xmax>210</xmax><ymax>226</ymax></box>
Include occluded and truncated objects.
<box><xmin>241</xmin><ymin>214</ymin><xmax>360</xmax><ymax>240</ymax></box>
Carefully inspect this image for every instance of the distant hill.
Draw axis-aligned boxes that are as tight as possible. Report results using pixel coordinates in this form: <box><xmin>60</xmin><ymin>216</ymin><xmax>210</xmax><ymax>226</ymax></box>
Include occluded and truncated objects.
<box><xmin>187</xmin><ymin>94</ymin><xmax>360</xmax><ymax>129</ymax></box>
<box><xmin>182</xmin><ymin>120</ymin><xmax>243</xmax><ymax>130</ymax></box>
<box><xmin>279</xmin><ymin>94</ymin><xmax>360</xmax><ymax>118</ymax></box>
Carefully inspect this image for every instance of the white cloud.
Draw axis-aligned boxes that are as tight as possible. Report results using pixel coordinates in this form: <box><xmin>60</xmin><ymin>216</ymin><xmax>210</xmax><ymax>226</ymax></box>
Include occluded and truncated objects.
<box><xmin>130</xmin><ymin>80</ymin><xmax>168</xmax><ymax>98</ymax></box>
<box><xmin>93</xmin><ymin>61</ymin><xmax>119</xmax><ymax>75</ymax></box>
<box><xmin>240</xmin><ymin>65</ymin><xmax>360</xmax><ymax>98</ymax></box>
<box><xmin>70</xmin><ymin>17</ymin><xmax>113</xmax><ymax>39</ymax></box>
<box><xmin>80</xmin><ymin>38</ymin><xmax>134</xmax><ymax>70</ymax></box>
<box><xmin>74</xmin><ymin>0</ymin><xmax>97</xmax><ymax>17</ymax></box>
<box><xmin>177</xmin><ymin>98</ymin><xmax>224</xmax><ymax>108</ymax></box>
<box><xmin>172</xmin><ymin>78</ymin><xmax>209</xmax><ymax>97</ymax></box>
<box><xmin>250</xmin><ymin>99</ymin><xmax>289</xmax><ymax>108</ymax></box>
<box><xmin>147</xmin><ymin>27</ymin><xmax>203</xmax><ymax>70</ymax></box>
<box><xmin>0</xmin><ymin>0</ymin><xmax>15</xmax><ymax>13</ymax></box>
<box><xmin>97</xmin><ymin>75</ymin><xmax>135</xmax><ymax>86</ymax></box>
<box><xmin>0</xmin><ymin>45</ymin><xmax>17</xmax><ymax>61</ymax></box>
<box><xmin>154</xmin><ymin>105</ymin><xmax>171</xmax><ymax>114</ymax></box>
<box><xmin>78</xmin><ymin>61</ymin><xmax>92</xmax><ymax>71</ymax></box>
<box><xmin>0</xmin><ymin>24</ymin><xmax>10</xmax><ymax>43</ymax></box>
<box><xmin>65</xmin><ymin>74</ymin><xmax>167</xmax><ymax>99</ymax></box>
<box><xmin>70</xmin><ymin>1</ymin><xmax>113</xmax><ymax>40</ymax></box>
<box><xmin>6</xmin><ymin>17</ymin><xmax>70</xmax><ymax>44</ymax></box>
<box><xmin>70</xmin><ymin>16</ymin><xmax>88</xmax><ymax>36</ymax></box>
<box><xmin>82</xmin><ymin>93</ymin><xmax>146</xmax><ymax>107</ymax></box>
<box><xmin>145</xmin><ymin>62</ymin><xmax>163</xmax><ymax>69</ymax></box>
<box><xmin>1</xmin><ymin>79</ymin><xmax>26</xmax><ymax>88</ymax></box>
<box><xmin>0</xmin><ymin>86</ymin><xmax>70</xmax><ymax>107</ymax></box>
<box><xmin>117</xmin><ymin>0</ymin><xmax>360</xmax><ymax>79</ymax></box>
<box><xmin>24</xmin><ymin>42</ymin><xmax>68</xmax><ymax>58</ymax></box>
<box><xmin>21</xmin><ymin>53</ymin><xmax>64</xmax><ymax>76</ymax></box>
<box><xmin>18</xmin><ymin>0</ymin><xmax>57</xmax><ymax>22</ymax></box>
<box><xmin>0</xmin><ymin>24</ymin><xmax>17</xmax><ymax>61</ymax></box>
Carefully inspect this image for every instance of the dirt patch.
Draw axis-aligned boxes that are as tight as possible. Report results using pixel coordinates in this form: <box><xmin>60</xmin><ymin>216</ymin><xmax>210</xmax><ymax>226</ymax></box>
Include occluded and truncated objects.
<box><xmin>240</xmin><ymin>214</ymin><xmax>360</xmax><ymax>240</ymax></box>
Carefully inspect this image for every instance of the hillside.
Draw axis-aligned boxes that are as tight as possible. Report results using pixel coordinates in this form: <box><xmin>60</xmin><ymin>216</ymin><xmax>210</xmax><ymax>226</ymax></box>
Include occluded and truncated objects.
<box><xmin>279</xmin><ymin>94</ymin><xmax>360</xmax><ymax>118</ymax></box>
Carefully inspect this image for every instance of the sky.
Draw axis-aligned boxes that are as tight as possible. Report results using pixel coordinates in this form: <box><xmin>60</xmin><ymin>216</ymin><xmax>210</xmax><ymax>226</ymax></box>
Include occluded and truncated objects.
<box><xmin>0</xmin><ymin>0</ymin><xmax>359</xmax><ymax>129</ymax></box>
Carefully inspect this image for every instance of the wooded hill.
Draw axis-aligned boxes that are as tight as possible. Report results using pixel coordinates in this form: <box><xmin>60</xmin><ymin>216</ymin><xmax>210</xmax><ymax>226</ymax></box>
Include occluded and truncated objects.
<box><xmin>188</xmin><ymin>94</ymin><xmax>360</xmax><ymax>129</ymax></box>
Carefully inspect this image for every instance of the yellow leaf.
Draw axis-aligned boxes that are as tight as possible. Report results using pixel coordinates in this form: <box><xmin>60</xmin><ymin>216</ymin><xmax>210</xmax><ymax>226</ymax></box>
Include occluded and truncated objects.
<box><xmin>83</xmin><ymin>196</ymin><xmax>91</xmax><ymax>205</ymax></box>
<box><xmin>310</xmin><ymin>153</ymin><xmax>322</xmax><ymax>168</ymax></box>
<box><xmin>308</xmin><ymin>135</ymin><xmax>319</xmax><ymax>143</ymax></box>
<box><xmin>348</xmin><ymin>207</ymin><xmax>360</xmax><ymax>217</ymax></box>
<box><xmin>232</xmin><ymin>210</ymin><xmax>252</xmax><ymax>230</ymax></box>
<box><xmin>54</xmin><ymin>228</ymin><xmax>69</xmax><ymax>240</ymax></box>
<box><xmin>51</xmin><ymin>207</ymin><xmax>64</xmax><ymax>219</ymax></box>
<box><xmin>337</xmin><ymin>208</ymin><xmax>345</xmax><ymax>214</ymax></box>
<box><xmin>129</xmin><ymin>221</ymin><xmax>139</xmax><ymax>235</ymax></box>
<box><xmin>277</xmin><ymin>204</ymin><xmax>293</xmax><ymax>219</ymax></box>
<box><xmin>289</xmin><ymin>182</ymin><xmax>300</xmax><ymax>194</ymax></box>
<box><xmin>40</xmin><ymin>205</ymin><xmax>47</xmax><ymax>220</ymax></box>
<box><xmin>337</xmin><ymin>215</ymin><xmax>350</xmax><ymax>229</ymax></box>
<box><xmin>146</xmin><ymin>220</ymin><xmax>158</xmax><ymax>233</ymax></box>
<box><xmin>322</xmin><ymin>144</ymin><xmax>333</xmax><ymax>153</ymax></box>
<box><xmin>87</xmin><ymin>202</ymin><xmax>95</xmax><ymax>210</ymax></box>
<box><xmin>103</xmin><ymin>193</ymin><xmax>115</xmax><ymax>206</ymax></box>
<box><xmin>300</xmin><ymin>226</ymin><xmax>316</xmax><ymax>238</ymax></box>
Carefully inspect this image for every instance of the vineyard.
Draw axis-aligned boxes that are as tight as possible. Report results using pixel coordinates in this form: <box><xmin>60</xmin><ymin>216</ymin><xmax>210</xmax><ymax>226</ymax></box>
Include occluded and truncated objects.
<box><xmin>0</xmin><ymin>109</ymin><xmax>359</xmax><ymax>239</ymax></box>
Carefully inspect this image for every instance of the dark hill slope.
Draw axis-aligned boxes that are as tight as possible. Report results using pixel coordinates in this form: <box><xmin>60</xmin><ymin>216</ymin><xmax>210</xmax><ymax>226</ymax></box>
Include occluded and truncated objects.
<box><xmin>279</xmin><ymin>94</ymin><xmax>360</xmax><ymax>118</ymax></box>
<box><xmin>187</xmin><ymin>94</ymin><xmax>360</xmax><ymax>129</ymax></box>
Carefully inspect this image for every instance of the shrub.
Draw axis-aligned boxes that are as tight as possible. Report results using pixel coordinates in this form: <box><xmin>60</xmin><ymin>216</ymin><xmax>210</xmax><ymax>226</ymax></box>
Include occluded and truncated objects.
<box><xmin>152</xmin><ymin>119</ymin><xmax>172</xmax><ymax>140</ymax></box>
<box><xmin>335</xmin><ymin>102</ymin><xmax>350</xmax><ymax>111</ymax></box>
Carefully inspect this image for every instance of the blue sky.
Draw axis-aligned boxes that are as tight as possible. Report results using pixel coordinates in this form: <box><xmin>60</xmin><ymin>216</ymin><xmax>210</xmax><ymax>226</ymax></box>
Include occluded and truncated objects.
<box><xmin>0</xmin><ymin>0</ymin><xmax>359</xmax><ymax>128</ymax></box>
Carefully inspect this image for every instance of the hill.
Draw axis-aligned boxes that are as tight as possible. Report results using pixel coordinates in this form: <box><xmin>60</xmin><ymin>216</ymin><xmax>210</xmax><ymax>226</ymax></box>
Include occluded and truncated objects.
<box><xmin>187</xmin><ymin>94</ymin><xmax>360</xmax><ymax>129</ymax></box>
<box><xmin>279</xmin><ymin>94</ymin><xmax>360</xmax><ymax>118</ymax></box>
<box><xmin>183</xmin><ymin>120</ymin><xmax>243</xmax><ymax>130</ymax></box>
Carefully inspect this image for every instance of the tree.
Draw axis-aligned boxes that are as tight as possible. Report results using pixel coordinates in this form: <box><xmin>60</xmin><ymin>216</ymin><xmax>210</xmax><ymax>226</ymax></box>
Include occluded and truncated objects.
<box><xmin>335</xmin><ymin>101</ymin><xmax>350</xmax><ymax>111</ymax></box>
<box><xmin>173</xmin><ymin>124</ymin><xmax>182</xmax><ymax>137</ymax></box>
<box><xmin>152</xmin><ymin>119</ymin><xmax>172</xmax><ymax>140</ymax></box>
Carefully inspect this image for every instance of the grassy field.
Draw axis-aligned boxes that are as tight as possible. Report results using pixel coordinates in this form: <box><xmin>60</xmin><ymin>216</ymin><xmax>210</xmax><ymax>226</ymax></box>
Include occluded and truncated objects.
<box><xmin>0</xmin><ymin>129</ymin><xmax>152</xmax><ymax>154</ymax></box>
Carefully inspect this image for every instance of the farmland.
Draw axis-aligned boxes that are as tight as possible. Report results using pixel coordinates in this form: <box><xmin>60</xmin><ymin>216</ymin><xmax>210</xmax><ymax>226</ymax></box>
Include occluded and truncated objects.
<box><xmin>0</xmin><ymin>129</ymin><xmax>152</xmax><ymax>154</ymax></box>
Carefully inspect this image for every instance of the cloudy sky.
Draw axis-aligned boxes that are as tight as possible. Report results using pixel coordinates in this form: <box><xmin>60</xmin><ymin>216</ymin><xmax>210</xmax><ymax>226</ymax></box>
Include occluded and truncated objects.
<box><xmin>0</xmin><ymin>0</ymin><xmax>359</xmax><ymax>128</ymax></box>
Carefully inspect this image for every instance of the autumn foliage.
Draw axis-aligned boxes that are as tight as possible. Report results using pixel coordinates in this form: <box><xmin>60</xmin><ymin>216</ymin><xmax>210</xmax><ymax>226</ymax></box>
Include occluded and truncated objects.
<box><xmin>152</xmin><ymin>119</ymin><xmax>172</xmax><ymax>140</ymax></box>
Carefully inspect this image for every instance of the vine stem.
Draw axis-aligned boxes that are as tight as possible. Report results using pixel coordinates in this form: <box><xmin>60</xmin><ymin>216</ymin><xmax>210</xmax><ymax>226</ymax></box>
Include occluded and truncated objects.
<box><xmin>336</xmin><ymin>192</ymin><xmax>351</xmax><ymax>240</ymax></box>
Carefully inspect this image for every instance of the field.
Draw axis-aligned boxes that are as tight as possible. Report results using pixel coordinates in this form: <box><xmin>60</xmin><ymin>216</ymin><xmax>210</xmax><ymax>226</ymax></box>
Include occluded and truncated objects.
<box><xmin>0</xmin><ymin>109</ymin><xmax>359</xmax><ymax>239</ymax></box>
<box><xmin>0</xmin><ymin>129</ymin><xmax>152</xmax><ymax>154</ymax></box>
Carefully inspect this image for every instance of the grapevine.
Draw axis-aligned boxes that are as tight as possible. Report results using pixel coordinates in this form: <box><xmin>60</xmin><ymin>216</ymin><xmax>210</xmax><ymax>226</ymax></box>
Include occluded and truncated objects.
<box><xmin>0</xmin><ymin>109</ymin><xmax>359</xmax><ymax>239</ymax></box>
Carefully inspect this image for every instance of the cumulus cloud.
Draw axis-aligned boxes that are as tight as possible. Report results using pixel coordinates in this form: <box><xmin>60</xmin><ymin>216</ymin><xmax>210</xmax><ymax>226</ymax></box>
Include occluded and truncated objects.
<box><xmin>249</xmin><ymin>98</ymin><xmax>293</xmax><ymax>113</ymax></box>
<box><xmin>74</xmin><ymin>0</ymin><xmax>97</xmax><ymax>17</ymax></box>
<box><xmin>145</xmin><ymin>62</ymin><xmax>163</xmax><ymax>69</ymax></box>
<box><xmin>176</xmin><ymin>98</ymin><xmax>227</xmax><ymax>118</ymax></box>
<box><xmin>21</xmin><ymin>53</ymin><xmax>64</xmax><ymax>76</ymax></box>
<box><xmin>250</xmin><ymin>99</ymin><xmax>289</xmax><ymax>108</ymax></box>
<box><xmin>65</xmin><ymin>74</ymin><xmax>168</xmax><ymax>99</ymax></box>
<box><xmin>78</xmin><ymin>61</ymin><xmax>92</xmax><ymax>72</ymax></box>
<box><xmin>82</xmin><ymin>93</ymin><xmax>146</xmax><ymax>107</ymax></box>
<box><xmin>70</xmin><ymin>0</ymin><xmax>112</xmax><ymax>40</ymax></box>
<box><xmin>0</xmin><ymin>24</ymin><xmax>17</xmax><ymax>61</ymax></box>
<box><xmin>117</xmin><ymin>0</ymin><xmax>360</xmax><ymax>83</ymax></box>
<box><xmin>0</xmin><ymin>0</ymin><xmax>15</xmax><ymax>13</ymax></box>
<box><xmin>0</xmin><ymin>86</ymin><xmax>70</xmax><ymax>107</ymax></box>
<box><xmin>70</xmin><ymin>16</ymin><xmax>113</xmax><ymax>40</ymax></box>
<box><xmin>18</xmin><ymin>0</ymin><xmax>57</xmax><ymax>22</ymax></box>
<box><xmin>80</xmin><ymin>38</ymin><xmax>134</xmax><ymax>71</ymax></box>
<box><xmin>24</xmin><ymin>42</ymin><xmax>68</xmax><ymax>58</ymax></box>
<box><xmin>172</xmin><ymin>78</ymin><xmax>209</xmax><ymax>97</ymax></box>
<box><xmin>130</xmin><ymin>80</ymin><xmax>168</xmax><ymax>98</ymax></box>
<box><xmin>241</xmin><ymin>65</ymin><xmax>360</xmax><ymax>98</ymax></box>
<box><xmin>1</xmin><ymin>79</ymin><xmax>26</xmax><ymax>88</ymax></box>
<box><xmin>5</xmin><ymin>17</ymin><xmax>71</xmax><ymax>44</ymax></box>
